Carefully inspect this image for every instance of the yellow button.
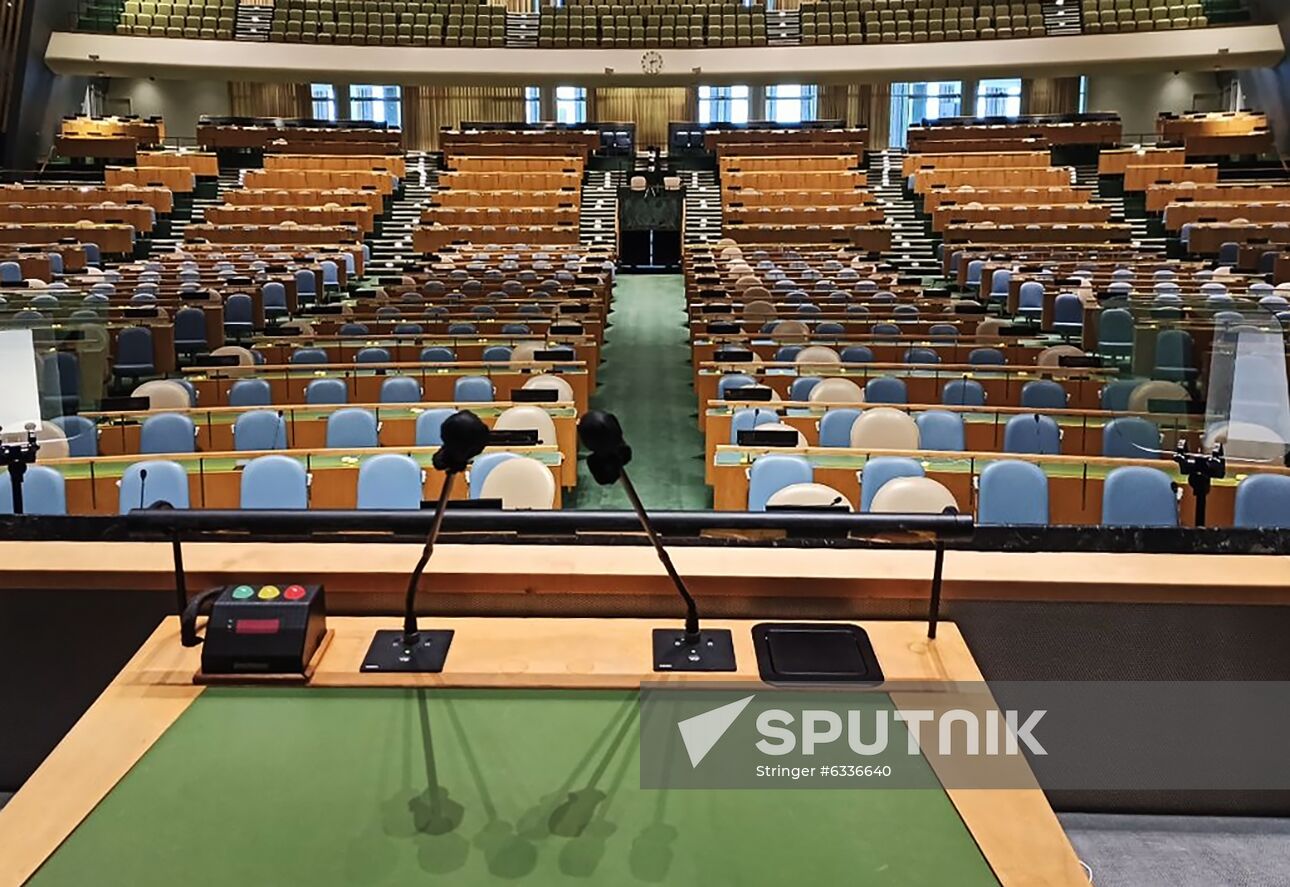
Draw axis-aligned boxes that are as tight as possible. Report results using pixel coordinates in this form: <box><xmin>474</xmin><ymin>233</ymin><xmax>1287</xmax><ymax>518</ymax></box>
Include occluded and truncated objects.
<box><xmin>257</xmin><ymin>585</ymin><xmax>281</xmax><ymax>600</ymax></box>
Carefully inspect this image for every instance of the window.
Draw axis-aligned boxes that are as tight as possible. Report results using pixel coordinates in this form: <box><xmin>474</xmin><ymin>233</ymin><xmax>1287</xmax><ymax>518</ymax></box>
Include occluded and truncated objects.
<box><xmin>348</xmin><ymin>85</ymin><xmax>402</xmax><ymax>127</ymax></box>
<box><xmin>888</xmin><ymin>81</ymin><xmax>963</xmax><ymax>148</ymax></box>
<box><xmin>975</xmin><ymin>78</ymin><xmax>1023</xmax><ymax>118</ymax></box>
<box><xmin>311</xmin><ymin>83</ymin><xmax>337</xmax><ymax>122</ymax></box>
<box><xmin>766</xmin><ymin>84</ymin><xmax>818</xmax><ymax>125</ymax></box>
<box><xmin>525</xmin><ymin>86</ymin><xmax>542</xmax><ymax>124</ymax></box>
<box><xmin>554</xmin><ymin>86</ymin><xmax>587</xmax><ymax>124</ymax></box>
<box><xmin>697</xmin><ymin>85</ymin><xmax>750</xmax><ymax>125</ymax></box>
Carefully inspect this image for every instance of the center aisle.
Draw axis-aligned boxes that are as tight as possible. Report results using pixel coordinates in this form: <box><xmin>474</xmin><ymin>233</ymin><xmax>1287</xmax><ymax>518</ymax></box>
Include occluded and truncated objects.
<box><xmin>570</xmin><ymin>274</ymin><xmax>711</xmax><ymax>510</ymax></box>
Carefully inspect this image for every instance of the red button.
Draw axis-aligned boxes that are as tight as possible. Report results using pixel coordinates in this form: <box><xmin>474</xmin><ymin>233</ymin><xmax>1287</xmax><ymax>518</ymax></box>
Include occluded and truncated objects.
<box><xmin>283</xmin><ymin>584</ymin><xmax>307</xmax><ymax>601</ymax></box>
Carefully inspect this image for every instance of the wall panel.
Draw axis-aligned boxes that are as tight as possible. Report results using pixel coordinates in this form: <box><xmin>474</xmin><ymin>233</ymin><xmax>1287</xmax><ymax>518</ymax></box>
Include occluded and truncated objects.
<box><xmin>402</xmin><ymin>85</ymin><xmax>525</xmax><ymax>150</ymax></box>
<box><xmin>589</xmin><ymin>86</ymin><xmax>692</xmax><ymax>147</ymax></box>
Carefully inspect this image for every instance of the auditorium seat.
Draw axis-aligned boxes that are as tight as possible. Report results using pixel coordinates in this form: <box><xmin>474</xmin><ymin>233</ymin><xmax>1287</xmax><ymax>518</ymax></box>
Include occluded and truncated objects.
<box><xmin>850</xmin><ymin>407</ymin><xmax>919</xmax><ymax>449</ymax></box>
<box><xmin>1102</xmin><ymin>466</ymin><xmax>1179</xmax><ymax>527</ymax></box>
<box><xmin>0</xmin><ymin>466</ymin><xmax>67</xmax><ymax>516</ymax></box>
<box><xmin>977</xmin><ymin>460</ymin><xmax>1049</xmax><ymax>526</ymax></box>
<box><xmin>765</xmin><ymin>482</ymin><xmax>853</xmax><ymax>510</ymax></box>
<box><xmin>306</xmin><ymin>378</ymin><xmax>349</xmax><ymax>405</ymax></box>
<box><xmin>1102</xmin><ymin>416</ymin><xmax>1161</xmax><ymax>459</ymax></box>
<box><xmin>325</xmin><ymin>408</ymin><xmax>379</xmax><ymax>448</ymax></box>
<box><xmin>1003</xmin><ymin>414</ymin><xmax>1062</xmax><ymax>455</ymax></box>
<box><xmin>869</xmin><ymin>477</ymin><xmax>958</xmax><ymax>515</ymax></box>
<box><xmin>233</xmin><ymin>410</ymin><xmax>289</xmax><ymax>451</ymax></box>
<box><xmin>139</xmin><ymin>413</ymin><xmax>197</xmax><ymax>454</ymax></box>
<box><xmin>415</xmin><ymin>408</ymin><xmax>457</xmax><ymax>446</ymax></box>
<box><xmin>747</xmin><ymin>454</ymin><xmax>813</xmax><ymax>511</ymax></box>
<box><xmin>915</xmin><ymin>410</ymin><xmax>966</xmax><ymax>451</ymax></box>
<box><xmin>118</xmin><ymin>460</ymin><xmax>190</xmax><ymax>512</ymax></box>
<box><xmin>1233</xmin><ymin>474</ymin><xmax>1290</xmax><ymax>529</ymax></box>
<box><xmin>495</xmin><ymin>405</ymin><xmax>558</xmax><ymax>446</ymax></box>
<box><xmin>468</xmin><ymin>452</ymin><xmax>520</xmax><ymax>498</ymax></box>
<box><xmin>478</xmin><ymin>456</ymin><xmax>557</xmax><ymax>509</ymax></box>
<box><xmin>51</xmin><ymin>416</ymin><xmax>98</xmax><ymax>458</ymax></box>
<box><xmin>356</xmin><ymin>454</ymin><xmax>423</xmax><ymax>509</ymax></box>
<box><xmin>229</xmin><ymin>379</ymin><xmax>273</xmax><ymax>407</ymax></box>
<box><xmin>240</xmin><ymin>455</ymin><xmax>309</xmax><ymax>509</ymax></box>
<box><xmin>858</xmin><ymin>456</ymin><xmax>924</xmax><ymax>512</ymax></box>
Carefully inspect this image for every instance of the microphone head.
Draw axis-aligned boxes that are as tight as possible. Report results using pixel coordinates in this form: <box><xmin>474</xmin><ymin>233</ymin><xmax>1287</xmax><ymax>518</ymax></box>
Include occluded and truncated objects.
<box><xmin>578</xmin><ymin>410</ymin><xmax>632</xmax><ymax>485</ymax></box>
<box><xmin>432</xmin><ymin>410</ymin><xmax>490</xmax><ymax>474</ymax></box>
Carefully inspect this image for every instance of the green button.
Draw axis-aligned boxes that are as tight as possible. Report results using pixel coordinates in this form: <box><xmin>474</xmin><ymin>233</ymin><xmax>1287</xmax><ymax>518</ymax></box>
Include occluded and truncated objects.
<box><xmin>231</xmin><ymin>585</ymin><xmax>255</xmax><ymax>600</ymax></box>
<box><xmin>258</xmin><ymin>585</ymin><xmax>281</xmax><ymax>601</ymax></box>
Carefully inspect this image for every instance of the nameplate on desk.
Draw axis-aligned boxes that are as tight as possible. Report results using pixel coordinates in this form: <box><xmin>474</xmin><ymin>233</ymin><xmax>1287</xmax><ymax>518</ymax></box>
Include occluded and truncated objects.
<box><xmin>180</xmin><ymin>290</ymin><xmax>210</xmax><ymax>301</ymax></box>
<box><xmin>707</xmin><ymin>322</ymin><xmax>740</xmax><ymax>334</ymax></box>
<box><xmin>377</xmin><ymin>277</ymin><xmax>403</xmax><ymax>286</ymax></box>
<box><xmin>488</xmin><ymin>429</ymin><xmax>539</xmax><ymax>446</ymax></box>
<box><xmin>562</xmin><ymin>303</ymin><xmax>591</xmax><ymax>314</ymax></box>
<box><xmin>309</xmin><ymin>304</ymin><xmax>344</xmax><ymax>315</ymax></box>
<box><xmin>421</xmin><ymin>497</ymin><xmax>503</xmax><ymax>510</ymax></box>
<box><xmin>194</xmin><ymin>354</ymin><xmax>241</xmax><ymax>367</ymax></box>
<box><xmin>999</xmin><ymin>324</ymin><xmax>1034</xmax><ymax>336</ymax></box>
<box><xmin>549</xmin><ymin>324</ymin><xmax>582</xmax><ymax>335</ymax></box>
<box><xmin>714</xmin><ymin>348</ymin><xmax>755</xmax><ymax>362</ymax></box>
<box><xmin>922</xmin><ymin>287</ymin><xmax>950</xmax><ymax>300</ymax></box>
<box><xmin>511</xmin><ymin>388</ymin><xmax>558</xmax><ymax>403</ymax></box>
<box><xmin>701</xmin><ymin>304</ymin><xmax>732</xmax><ymax>314</ymax></box>
<box><xmin>1058</xmin><ymin>355</ymin><xmax>1102</xmax><ymax>368</ymax></box>
<box><xmin>738</xmin><ymin>429</ymin><xmax>798</xmax><ymax>447</ymax></box>
<box><xmin>125</xmin><ymin>307</ymin><xmax>158</xmax><ymax>318</ymax></box>
<box><xmin>100</xmin><ymin>395</ymin><xmax>151</xmax><ymax>412</ymax></box>
<box><xmin>534</xmin><ymin>349</ymin><xmax>573</xmax><ymax>361</ymax></box>
<box><xmin>726</xmin><ymin>386</ymin><xmax>773</xmax><ymax>402</ymax></box>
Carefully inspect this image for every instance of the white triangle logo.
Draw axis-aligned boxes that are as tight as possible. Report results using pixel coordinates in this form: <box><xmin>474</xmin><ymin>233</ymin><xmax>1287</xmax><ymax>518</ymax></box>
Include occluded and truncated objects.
<box><xmin>676</xmin><ymin>695</ymin><xmax>756</xmax><ymax>768</ymax></box>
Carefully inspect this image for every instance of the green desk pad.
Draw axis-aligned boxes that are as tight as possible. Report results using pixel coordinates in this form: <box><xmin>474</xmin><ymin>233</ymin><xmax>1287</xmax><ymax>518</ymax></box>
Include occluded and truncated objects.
<box><xmin>30</xmin><ymin>688</ymin><xmax>1000</xmax><ymax>886</ymax></box>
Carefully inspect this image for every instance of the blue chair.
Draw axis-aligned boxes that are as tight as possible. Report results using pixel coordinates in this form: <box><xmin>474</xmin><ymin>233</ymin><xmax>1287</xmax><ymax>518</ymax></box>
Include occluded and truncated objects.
<box><xmin>989</xmin><ymin>269</ymin><xmax>1012</xmax><ymax>301</ymax></box>
<box><xmin>41</xmin><ymin>352</ymin><xmax>80</xmax><ymax>414</ymax></box>
<box><xmin>731</xmin><ymin>407</ymin><xmax>780</xmax><ymax>443</ymax></box>
<box><xmin>1003</xmin><ymin>414</ymin><xmax>1061</xmax><ymax>455</ymax></box>
<box><xmin>0</xmin><ymin>465</ymin><xmax>66</xmax><ymax>515</ymax></box>
<box><xmin>1102</xmin><ymin>467</ymin><xmax>1177</xmax><ymax>527</ymax></box>
<box><xmin>296</xmin><ymin>269</ymin><xmax>317</xmax><ymax>300</ymax></box>
<box><xmin>872</xmin><ymin>322</ymin><xmax>901</xmax><ymax>338</ymax></box>
<box><xmin>1217</xmin><ymin>242</ymin><xmax>1240</xmax><ymax>266</ymax></box>
<box><xmin>52</xmin><ymin>415</ymin><xmax>97</xmax><ymax>457</ymax></box>
<box><xmin>174</xmin><ymin>307</ymin><xmax>207</xmax><ymax>355</ymax></box>
<box><xmin>903</xmin><ymin>347</ymin><xmax>940</xmax><ymax>365</ymax></box>
<box><xmin>977</xmin><ymin>461</ymin><xmax>1049</xmax><ymax>526</ymax></box>
<box><xmin>454</xmin><ymin>376</ymin><xmax>494</xmax><ymax>402</ymax></box>
<box><xmin>816</xmin><ymin>322</ymin><xmax>845</xmax><ymax>335</ymax></box>
<box><xmin>320</xmin><ymin>260</ymin><xmax>340</xmax><ymax>290</ymax></box>
<box><xmin>0</xmin><ymin>261</ymin><xmax>21</xmax><ymax>284</ymax></box>
<box><xmin>420</xmin><ymin>346</ymin><xmax>455</xmax><ymax>363</ymax></box>
<box><xmin>1233</xmin><ymin>474</ymin><xmax>1290</xmax><ymax>529</ymax></box>
<box><xmin>1100</xmin><ymin>379</ymin><xmax>1140</xmax><ymax>412</ymax></box>
<box><xmin>240</xmin><ymin>455</ymin><xmax>308</xmax><ymax>508</ymax></box>
<box><xmin>859</xmin><ymin>457</ymin><xmax>924</xmax><ymax>512</ymax></box>
<box><xmin>339</xmin><ymin>323</ymin><xmax>370</xmax><ymax>337</ymax></box>
<box><xmin>357</xmin><ymin>454</ymin><xmax>423</xmax><ymax>509</ymax></box>
<box><xmin>841</xmin><ymin>346</ymin><xmax>874</xmax><ymax>364</ymax></box>
<box><xmin>789</xmin><ymin>377</ymin><xmax>821</xmax><ymax>401</ymax></box>
<box><xmin>380</xmin><ymin>376</ymin><xmax>422</xmax><ymax>403</ymax></box>
<box><xmin>469</xmin><ymin>452</ymin><xmax>519</xmax><ymax>498</ymax></box>
<box><xmin>943</xmin><ymin>378</ymin><xmax>985</xmax><ymax>407</ymax></box>
<box><xmin>1098</xmin><ymin>308</ymin><xmax>1134</xmax><ymax>360</ymax></box>
<box><xmin>818</xmin><ymin>408</ymin><xmax>861</xmax><ymax>447</ymax></box>
<box><xmin>928</xmin><ymin>323</ymin><xmax>958</xmax><ymax>339</ymax></box>
<box><xmin>118</xmin><ymin>460</ymin><xmax>189</xmax><ymax>512</ymax></box>
<box><xmin>223</xmin><ymin>294</ymin><xmax>255</xmax><ymax>339</ymax></box>
<box><xmin>262</xmin><ymin>282</ymin><xmax>288</xmax><ymax>320</ymax></box>
<box><xmin>1153</xmin><ymin>329</ymin><xmax>1195</xmax><ymax>381</ymax></box>
<box><xmin>83</xmin><ymin>243</ymin><xmax>100</xmax><ymax>265</ymax></box>
<box><xmin>1017</xmin><ymin>281</ymin><xmax>1044</xmax><ymax>319</ymax></box>
<box><xmin>355</xmin><ymin>347</ymin><xmax>391</xmax><ymax>364</ymax></box>
<box><xmin>415</xmin><ymin>408</ymin><xmax>457</xmax><ymax>446</ymax></box>
<box><xmin>326</xmin><ymin>408</ymin><xmax>379</xmax><ymax>448</ymax></box>
<box><xmin>501</xmin><ymin>323</ymin><xmax>531</xmax><ymax>335</ymax></box>
<box><xmin>1053</xmin><ymin>294</ymin><xmax>1083</xmax><ymax>336</ymax></box>
<box><xmin>482</xmin><ymin>346</ymin><xmax>513</xmax><ymax>362</ymax></box>
<box><xmin>717</xmin><ymin>374</ymin><xmax>758</xmax><ymax>400</ymax></box>
<box><xmin>291</xmin><ymin>348</ymin><xmax>329</xmax><ymax>365</ymax></box>
<box><xmin>113</xmin><ymin>327</ymin><xmax>155</xmax><ymax>382</ymax></box>
<box><xmin>229</xmin><ymin>379</ymin><xmax>272</xmax><ymax>407</ymax></box>
<box><xmin>233</xmin><ymin>410</ymin><xmax>288</xmax><ymax>451</ymax></box>
<box><xmin>774</xmin><ymin>346</ymin><xmax>803</xmax><ymax>362</ymax></box>
<box><xmin>173</xmin><ymin>379</ymin><xmax>198</xmax><ymax>407</ymax></box>
<box><xmin>865</xmin><ymin>376</ymin><xmax>907</xmax><ymax>404</ymax></box>
<box><xmin>46</xmin><ymin>252</ymin><xmax>63</xmax><ymax>275</ymax></box>
<box><xmin>967</xmin><ymin>348</ymin><xmax>1005</xmax><ymax>366</ymax></box>
<box><xmin>1020</xmin><ymin>380</ymin><xmax>1067</xmax><ymax>410</ymax></box>
<box><xmin>916</xmin><ymin>411</ymin><xmax>965</xmax><ymax>451</ymax></box>
<box><xmin>1102</xmin><ymin>417</ymin><xmax>1160</xmax><ymax>459</ymax></box>
<box><xmin>747</xmin><ymin>455</ymin><xmax>813</xmax><ymax>511</ymax></box>
<box><xmin>305</xmin><ymin>378</ymin><xmax>348</xmax><ymax>405</ymax></box>
<box><xmin>448</xmin><ymin>323</ymin><xmax>477</xmax><ymax>335</ymax></box>
<box><xmin>139</xmin><ymin>413</ymin><xmax>196</xmax><ymax>454</ymax></box>
<box><xmin>965</xmin><ymin>260</ymin><xmax>985</xmax><ymax>289</ymax></box>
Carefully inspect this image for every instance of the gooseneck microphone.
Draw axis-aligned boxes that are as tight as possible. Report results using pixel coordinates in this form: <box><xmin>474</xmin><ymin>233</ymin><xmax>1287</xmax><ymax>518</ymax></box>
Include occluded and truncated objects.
<box><xmin>361</xmin><ymin>409</ymin><xmax>490</xmax><ymax>673</ymax></box>
<box><xmin>578</xmin><ymin>410</ymin><xmax>736</xmax><ymax>672</ymax></box>
<box><xmin>138</xmin><ymin>467</ymin><xmax>148</xmax><ymax>510</ymax></box>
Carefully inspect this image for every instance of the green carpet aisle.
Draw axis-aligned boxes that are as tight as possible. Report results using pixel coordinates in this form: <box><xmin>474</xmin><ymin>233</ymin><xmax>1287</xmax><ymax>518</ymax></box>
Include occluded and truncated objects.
<box><xmin>569</xmin><ymin>274</ymin><xmax>711</xmax><ymax>510</ymax></box>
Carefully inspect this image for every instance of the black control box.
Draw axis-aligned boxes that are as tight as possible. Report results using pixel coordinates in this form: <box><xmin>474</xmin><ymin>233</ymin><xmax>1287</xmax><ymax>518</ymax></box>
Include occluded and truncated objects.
<box><xmin>201</xmin><ymin>583</ymin><xmax>327</xmax><ymax>675</ymax></box>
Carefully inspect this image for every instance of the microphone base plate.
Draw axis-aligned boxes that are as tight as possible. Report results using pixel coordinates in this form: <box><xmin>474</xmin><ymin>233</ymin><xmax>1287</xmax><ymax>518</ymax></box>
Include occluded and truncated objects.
<box><xmin>652</xmin><ymin>628</ymin><xmax>737</xmax><ymax>672</ymax></box>
<box><xmin>360</xmin><ymin>629</ymin><xmax>454</xmax><ymax>673</ymax></box>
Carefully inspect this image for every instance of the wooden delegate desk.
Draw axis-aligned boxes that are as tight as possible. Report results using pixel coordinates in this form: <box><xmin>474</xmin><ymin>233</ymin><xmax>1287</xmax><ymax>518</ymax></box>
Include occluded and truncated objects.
<box><xmin>0</xmin><ymin>185</ymin><xmax>174</xmax><ymax>215</ymax></box>
<box><xmin>1183</xmin><ymin>131</ymin><xmax>1274</xmax><ymax>158</ymax></box>
<box><xmin>909</xmin><ymin>136</ymin><xmax>1049</xmax><ymax>154</ymax></box>
<box><xmin>931</xmin><ymin>204</ymin><xmax>1111</xmax><ymax>232</ymax></box>
<box><xmin>901</xmin><ymin>151</ymin><xmax>1053</xmax><ymax>175</ymax></box>
<box><xmin>1096</xmin><ymin>147</ymin><xmax>1186</xmax><ymax>177</ymax></box>
<box><xmin>0</xmin><ymin>204</ymin><xmax>155</xmax><ymax>235</ymax></box>
<box><xmin>199</xmin><ymin>123</ymin><xmax>401</xmax><ymax>151</ymax></box>
<box><xmin>0</xmin><ymin>223</ymin><xmax>134</xmax><ymax>254</ymax></box>
<box><xmin>922</xmin><ymin>187</ymin><xmax>1091</xmax><ymax>211</ymax></box>
<box><xmin>222</xmin><ymin>188</ymin><xmax>385</xmax><ymax>212</ymax></box>
<box><xmin>183</xmin><ymin>223</ymin><xmax>361</xmax><ymax>246</ymax></box>
<box><xmin>420</xmin><ymin>206</ymin><xmax>582</xmax><ymax>228</ymax></box>
<box><xmin>430</xmin><ymin>189</ymin><xmax>576</xmax><ymax>208</ymax></box>
<box><xmin>709</xmin><ymin>444</ymin><xmax>1280</xmax><ymax>526</ymax></box>
<box><xmin>718</xmin><ymin>155</ymin><xmax>861</xmax><ymax>172</ymax></box>
<box><xmin>39</xmin><ymin>443</ymin><xmax>563</xmax><ymax>515</ymax></box>
<box><xmin>243</xmin><ymin>170</ymin><xmax>395</xmax><ymax>195</ymax></box>
<box><xmin>1122</xmin><ymin>164</ymin><xmax>1218</xmax><ymax>193</ymax></box>
<box><xmin>414</xmin><ymin>225</ymin><xmax>581</xmax><ymax>251</ymax></box>
<box><xmin>264</xmin><ymin>154</ymin><xmax>407</xmax><ymax>178</ymax></box>
<box><xmin>724</xmin><ymin>188</ymin><xmax>874</xmax><ymax>208</ymax></box>
<box><xmin>1146</xmin><ymin>183</ymin><xmax>1290</xmax><ymax>214</ymax></box>
<box><xmin>721</xmin><ymin>170</ymin><xmax>868</xmax><ymax>191</ymax></box>
<box><xmin>723</xmin><ymin>206</ymin><xmax>885</xmax><ymax>226</ymax></box>
<box><xmin>1163</xmin><ymin>202</ymin><xmax>1290</xmax><ymax>232</ymax></box>
<box><xmin>136</xmin><ymin>151</ymin><xmax>221</xmax><ymax>178</ymax></box>
<box><xmin>53</xmin><ymin>135</ymin><xmax>138</xmax><ymax>161</ymax></box>
<box><xmin>907</xmin><ymin>119</ymin><xmax>1121</xmax><ymax>148</ymax></box>
<box><xmin>105</xmin><ymin>166</ymin><xmax>196</xmax><ymax>195</ymax></box>
<box><xmin>912</xmin><ymin>168</ymin><xmax>1073</xmax><ymax>194</ymax></box>
<box><xmin>203</xmin><ymin>205</ymin><xmax>378</xmax><ymax>234</ymax></box>
<box><xmin>59</xmin><ymin>116</ymin><xmax>164</xmax><ymax>144</ymax></box>
<box><xmin>722</xmin><ymin>224</ymin><xmax>892</xmax><ymax>250</ymax></box>
<box><xmin>695</xmin><ymin>362</ymin><xmax>1113</xmax><ymax>413</ymax></box>
<box><xmin>1186</xmin><ymin>223</ymin><xmax>1290</xmax><ymax>256</ymax></box>
<box><xmin>186</xmin><ymin>361</ymin><xmax>591</xmax><ymax>414</ymax></box>
<box><xmin>450</xmin><ymin>156</ymin><xmax>586</xmax><ymax>174</ymax></box>
<box><xmin>0</xmin><ymin>613</ymin><xmax>1085</xmax><ymax>887</ymax></box>
<box><xmin>942</xmin><ymin>223</ymin><xmax>1133</xmax><ymax>247</ymax></box>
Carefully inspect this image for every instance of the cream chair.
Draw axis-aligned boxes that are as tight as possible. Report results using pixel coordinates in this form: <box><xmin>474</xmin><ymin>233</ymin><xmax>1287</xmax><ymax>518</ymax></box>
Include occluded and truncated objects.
<box><xmin>849</xmin><ymin>407</ymin><xmax>920</xmax><ymax>449</ymax></box>
<box><xmin>1125</xmin><ymin>380</ymin><xmax>1188</xmax><ymax>415</ymax></box>
<box><xmin>974</xmin><ymin>317</ymin><xmax>1008</xmax><ymax>339</ymax></box>
<box><xmin>494</xmin><ymin>405</ymin><xmax>557</xmax><ymax>446</ymax></box>
<box><xmin>808</xmin><ymin>377</ymin><xmax>865</xmax><ymax>404</ymax></box>
<box><xmin>795</xmin><ymin>345</ymin><xmax>842</xmax><ymax>366</ymax></box>
<box><xmin>756</xmin><ymin>422</ymin><xmax>808</xmax><ymax>447</ymax></box>
<box><xmin>478</xmin><ymin>456</ymin><xmax>556</xmax><ymax>509</ymax></box>
<box><xmin>869</xmin><ymin>476</ymin><xmax>958</xmax><ymax>513</ymax></box>
<box><xmin>772</xmin><ymin>320</ymin><xmax>810</xmax><ymax>343</ymax></box>
<box><xmin>210</xmin><ymin>344</ymin><xmax>256</xmax><ymax>377</ymax></box>
<box><xmin>1036</xmin><ymin>344</ymin><xmax>1085</xmax><ymax>367</ymax></box>
<box><xmin>765</xmin><ymin>482</ymin><xmax>853</xmax><ymax>510</ymax></box>
<box><xmin>23</xmin><ymin>420</ymin><xmax>70</xmax><ymax>461</ymax></box>
<box><xmin>132</xmin><ymin>379</ymin><xmax>192</xmax><ymax>410</ymax></box>
<box><xmin>521</xmin><ymin>373</ymin><xmax>574</xmax><ymax>401</ymax></box>
<box><xmin>743</xmin><ymin>299</ymin><xmax>777</xmax><ymax>325</ymax></box>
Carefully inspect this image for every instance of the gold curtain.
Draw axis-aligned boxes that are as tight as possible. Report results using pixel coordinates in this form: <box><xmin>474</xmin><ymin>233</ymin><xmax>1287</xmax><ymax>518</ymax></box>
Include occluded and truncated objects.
<box><xmin>857</xmin><ymin>82</ymin><xmax>892</xmax><ymax>150</ymax></box>
<box><xmin>589</xmin><ymin>87</ymin><xmax>693</xmax><ymax>148</ymax></box>
<box><xmin>1023</xmin><ymin>77</ymin><xmax>1081</xmax><ymax>116</ymax></box>
<box><xmin>228</xmin><ymin>82</ymin><xmax>311</xmax><ymax>118</ymax></box>
<box><xmin>402</xmin><ymin>86</ymin><xmax>526</xmax><ymax>150</ymax></box>
<box><xmin>818</xmin><ymin>83</ymin><xmax>869</xmax><ymax>128</ymax></box>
